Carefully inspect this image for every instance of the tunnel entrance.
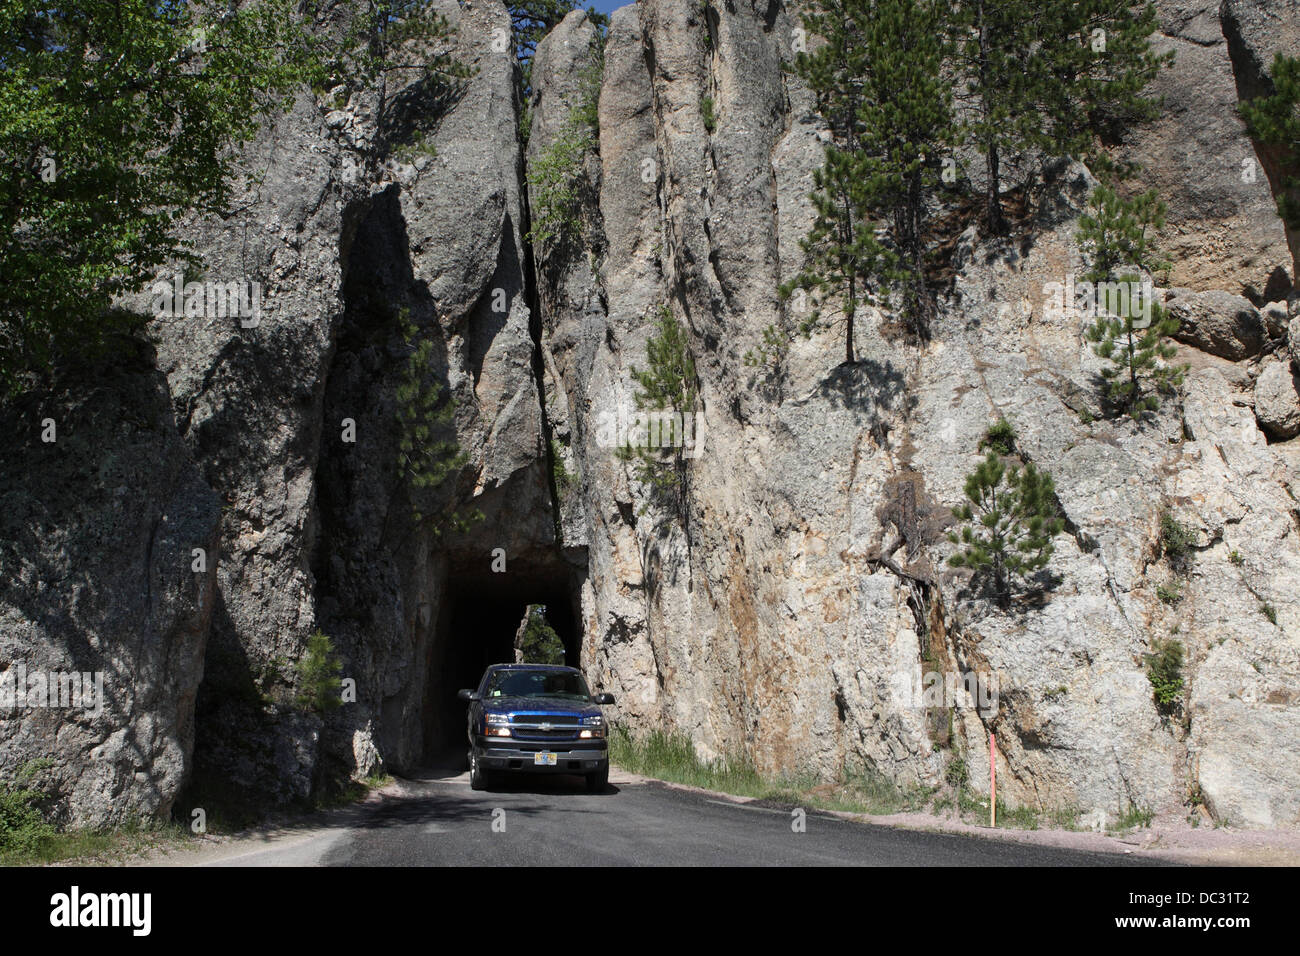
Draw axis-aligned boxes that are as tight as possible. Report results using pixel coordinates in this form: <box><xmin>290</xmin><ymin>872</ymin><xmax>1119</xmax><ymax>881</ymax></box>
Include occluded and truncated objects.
<box><xmin>421</xmin><ymin>555</ymin><xmax>583</xmax><ymax>763</ymax></box>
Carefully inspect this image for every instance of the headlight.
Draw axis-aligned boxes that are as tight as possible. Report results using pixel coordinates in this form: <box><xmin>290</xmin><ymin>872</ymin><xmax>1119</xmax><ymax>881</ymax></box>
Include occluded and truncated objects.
<box><xmin>485</xmin><ymin>713</ymin><xmax>511</xmax><ymax>736</ymax></box>
<box><xmin>579</xmin><ymin>715</ymin><xmax>604</xmax><ymax>738</ymax></box>
<box><xmin>581</xmin><ymin>715</ymin><xmax>603</xmax><ymax>727</ymax></box>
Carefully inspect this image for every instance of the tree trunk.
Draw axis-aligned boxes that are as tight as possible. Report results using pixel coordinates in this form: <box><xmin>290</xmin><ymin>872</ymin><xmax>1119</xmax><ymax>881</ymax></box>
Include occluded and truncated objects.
<box><xmin>987</xmin><ymin>140</ymin><xmax>1004</xmax><ymax>235</ymax></box>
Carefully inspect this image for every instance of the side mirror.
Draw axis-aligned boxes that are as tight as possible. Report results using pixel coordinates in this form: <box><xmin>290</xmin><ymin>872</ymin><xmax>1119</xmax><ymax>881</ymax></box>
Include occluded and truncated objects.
<box><xmin>457</xmin><ymin>689</ymin><xmax>479</xmax><ymax>702</ymax></box>
<box><xmin>593</xmin><ymin>693</ymin><xmax>615</xmax><ymax>705</ymax></box>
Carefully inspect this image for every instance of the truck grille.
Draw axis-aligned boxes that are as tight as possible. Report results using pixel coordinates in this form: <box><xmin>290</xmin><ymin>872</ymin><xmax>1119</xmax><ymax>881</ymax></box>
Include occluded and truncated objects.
<box><xmin>511</xmin><ymin>717</ymin><xmax>581</xmax><ymax>740</ymax></box>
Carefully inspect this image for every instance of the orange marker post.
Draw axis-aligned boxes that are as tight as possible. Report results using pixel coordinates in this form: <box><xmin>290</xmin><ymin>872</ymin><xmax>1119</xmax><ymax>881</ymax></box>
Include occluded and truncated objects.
<box><xmin>989</xmin><ymin>732</ymin><xmax>997</xmax><ymax>828</ymax></box>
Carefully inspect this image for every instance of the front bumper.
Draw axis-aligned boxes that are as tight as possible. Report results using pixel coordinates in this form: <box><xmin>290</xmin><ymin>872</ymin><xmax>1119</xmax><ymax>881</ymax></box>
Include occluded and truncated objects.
<box><xmin>474</xmin><ymin>737</ymin><xmax>608</xmax><ymax>774</ymax></box>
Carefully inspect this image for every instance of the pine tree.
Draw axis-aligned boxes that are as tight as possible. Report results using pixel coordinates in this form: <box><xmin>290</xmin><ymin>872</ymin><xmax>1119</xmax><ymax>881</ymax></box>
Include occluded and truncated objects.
<box><xmin>1238</xmin><ymin>53</ymin><xmax>1300</xmax><ymax>236</ymax></box>
<box><xmin>947</xmin><ymin>0</ymin><xmax>1170</xmax><ymax>234</ymax></box>
<box><xmin>619</xmin><ymin>306</ymin><xmax>699</xmax><ymax>515</ymax></box>
<box><xmin>394</xmin><ymin>309</ymin><xmax>476</xmax><ymax>532</ymax></box>
<box><xmin>1041</xmin><ymin>0</ymin><xmax>1172</xmax><ymax>163</ymax></box>
<box><xmin>781</xmin><ymin>0</ymin><xmax>881</xmax><ymax>365</ymax></box>
<box><xmin>295</xmin><ymin>629</ymin><xmax>343</xmax><ymax>713</ymax></box>
<box><xmin>946</xmin><ymin>0</ymin><xmax>1040</xmax><ymax>235</ymax></box>
<box><xmin>948</xmin><ymin>452</ymin><xmax>1064</xmax><ymax>608</ymax></box>
<box><xmin>1078</xmin><ymin>185</ymin><xmax>1186</xmax><ymax>417</ymax></box>
<box><xmin>517</xmin><ymin>605</ymin><xmax>566</xmax><ymax>665</ymax></box>
<box><xmin>783</xmin><ymin>0</ymin><xmax>953</xmax><ymax>356</ymax></box>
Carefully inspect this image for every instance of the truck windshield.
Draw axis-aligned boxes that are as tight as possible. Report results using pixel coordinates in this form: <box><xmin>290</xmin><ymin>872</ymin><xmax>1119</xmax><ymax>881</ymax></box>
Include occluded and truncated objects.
<box><xmin>485</xmin><ymin>669</ymin><xmax>591</xmax><ymax>701</ymax></box>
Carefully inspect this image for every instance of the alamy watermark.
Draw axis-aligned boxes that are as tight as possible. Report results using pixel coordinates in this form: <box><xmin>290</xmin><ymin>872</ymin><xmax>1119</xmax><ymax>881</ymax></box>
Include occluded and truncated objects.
<box><xmin>0</xmin><ymin>665</ymin><xmax>105</xmax><ymax>718</ymax></box>
<box><xmin>890</xmin><ymin>668</ymin><xmax>998</xmax><ymax>718</ymax></box>
<box><xmin>151</xmin><ymin>272</ymin><xmax>262</xmax><ymax>327</ymax></box>
<box><xmin>594</xmin><ymin>406</ymin><xmax>706</xmax><ymax>459</ymax></box>
<box><xmin>1042</xmin><ymin>272</ymin><xmax>1164</xmax><ymax>329</ymax></box>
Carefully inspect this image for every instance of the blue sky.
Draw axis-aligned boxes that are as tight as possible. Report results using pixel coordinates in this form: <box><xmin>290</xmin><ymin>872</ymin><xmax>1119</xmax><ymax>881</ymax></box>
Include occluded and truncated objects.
<box><xmin>584</xmin><ymin>0</ymin><xmax>634</xmax><ymax>18</ymax></box>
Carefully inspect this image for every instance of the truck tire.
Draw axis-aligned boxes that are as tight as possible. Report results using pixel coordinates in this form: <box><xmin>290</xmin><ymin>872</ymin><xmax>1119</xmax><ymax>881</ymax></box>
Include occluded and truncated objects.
<box><xmin>586</xmin><ymin>763</ymin><xmax>609</xmax><ymax>793</ymax></box>
<box><xmin>470</xmin><ymin>751</ymin><xmax>487</xmax><ymax>791</ymax></box>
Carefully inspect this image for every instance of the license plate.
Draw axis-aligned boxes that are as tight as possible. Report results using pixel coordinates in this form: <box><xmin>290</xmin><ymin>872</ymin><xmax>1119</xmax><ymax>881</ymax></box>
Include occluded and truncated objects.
<box><xmin>534</xmin><ymin>752</ymin><xmax>557</xmax><ymax>766</ymax></box>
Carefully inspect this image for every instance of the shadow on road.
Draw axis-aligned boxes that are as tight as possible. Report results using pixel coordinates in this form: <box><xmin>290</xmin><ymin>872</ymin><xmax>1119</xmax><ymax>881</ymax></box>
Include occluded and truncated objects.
<box><xmin>406</xmin><ymin>749</ymin><xmax>621</xmax><ymax>796</ymax></box>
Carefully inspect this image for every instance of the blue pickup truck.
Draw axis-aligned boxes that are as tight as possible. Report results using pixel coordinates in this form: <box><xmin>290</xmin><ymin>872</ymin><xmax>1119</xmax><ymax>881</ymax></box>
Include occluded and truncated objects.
<box><xmin>458</xmin><ymin>663</ymin><xmax>616</xmax><ymax>792</ymax></box>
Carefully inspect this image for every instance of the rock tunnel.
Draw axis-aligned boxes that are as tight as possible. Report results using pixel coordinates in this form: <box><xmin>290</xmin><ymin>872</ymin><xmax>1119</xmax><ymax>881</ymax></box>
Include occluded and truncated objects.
<box><xmin>421</xmin><ymin>551</ymin><xmax>583</xmax><ymax>762</ymax></box>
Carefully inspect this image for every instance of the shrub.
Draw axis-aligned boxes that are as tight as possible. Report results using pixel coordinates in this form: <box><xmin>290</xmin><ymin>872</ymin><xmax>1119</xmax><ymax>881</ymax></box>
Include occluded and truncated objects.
<box><xmin>0</xmin><ymin>785</ymin><xmax>54</xmax><ymax>858</ymax></box>
<box><xmin>526</xmin><ymin>34</ymin><xmax>602</xmax><ymax>251</ymax></box>
<box><xmin>1144</xmin><ymin>637</ymin><xmax>1184</xmax><ymax>716</ymax></box>
<box><xmin>979</xmin><ymin>417</ymin><xmax>1017</xmax><ymax>456</ymax></box>
<box><xmin>1155</xmin><ymin>582</ymin><xmax>1181</xmax><ymax>605</ymax></box>
<box><xmin>1159</xmin><ymin>510</ymin><xmax>1195</xmax><ymax>569</ymax></box>
<box><xmin>944</xmin><ymin>756</ymin><xmax>969</xmax><ymax>790</ymax></box>
<box><xmin>700</xmin><ymin>95</ymin><xmax>716</xmax><ymax>134</ymax></box>
<box><xmin>295</xmin><ymin>628</ymin><xmax>343</xmax><ymax>713</ymax></box>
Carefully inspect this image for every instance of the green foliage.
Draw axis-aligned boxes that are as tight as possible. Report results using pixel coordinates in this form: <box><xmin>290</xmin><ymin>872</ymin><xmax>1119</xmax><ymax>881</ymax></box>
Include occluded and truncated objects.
<box><xmin>944</xmin><ymin>756</ymin><xmax>969</xmax><ymax>790</ymax></box>
<box><xmin>609</xmin><ymin>727</ymin><xmax>771</xmax><ymax>796</ymax></box>
<box><xmin>979</xmin><ymin>417</ymin><xmax>1017</xmax><ymax>456</ymax></box>
<box><xmin>1144</xmin><ymin>636</ymin><xmax>1184</xmax><ymax>716</ymax></box>
<box><xmin>1239</xmin><ymin>53</ymin><xmax>1300</xmax><ymax>231</ymax></box>
<box><xmin>525</xmin><ymin>37</ymin><xmax>603</xmax><ymax>251</ymax></box>
<box><xmin>1261</xmin><ymin>603</ymin><xmax>1278</xmax><ymax>626</ymax></box>
<box><xmin>510</xmin><ymin>2</ymin><xmax>608</xmax><ymax>95</ymax></box>
<box><xmin>619</xmin><ymin>306</ymin><xmax>699</xmax><ymax>514</ymax></box>
<box><xmin>0</xmin><ymin>0</ymin><xmax>327</xmax><ymax>396</ymax></box>
<box><xmin>1079</xmin><ymin>185</ymin><xmax>1187</xmax><ymax>417</ymax></box>
<box><xmin>518</xmin><ymin>605</ymin><xmax>566</xmax><ymax>665</ymax></box>
<box><xmin>0</xmin><ymin>783</ymin><xmax>54</xmax><ymax>858</ymax></box>
<box><xmin>948</xmin><ymin>452</ymin><xmax>1065</xmax><ymax>607</ymax></box>
<box><xmin>946</xmin><ymin>0</ymin><xmax>1171</xmax><ymax>233</ymax></box>
<box><xmin>395</xmin><ymin>309</ymin><xmax>477</xmax><ymax>532</ymax></box>
<box><xmin>392</xmin><ymin>130</ymin><xmax>436</xmax><ymax>165</ymax></box>
<box><xmin>1158</xmin><ymin>509</ymin><xmax>1194</xmax><ymax>569</ymax></box>
<box><xmin>743</xmin><ymin>323</ymin><xmax>791</xmax><ymax>375</ymax></box>
<box><xmin>1155</xmin><ymin>581</ymin><xmax>1182</xmax><ymax>606</ymax></box>
<box><xmin>1114</xmin><ymin>803</ymin><xmax>1155</xmax><ymax>830</ymax></box>
<box><xmin>527</xmin><ymin>124</ymin><xmax>592</xmax><ymax>249</ymax></box>
<box><xmin>0</xmin><ymin>1</ymin><xmax>474</xmax><ymax>396</ymax></box>
<box><xmin>784</xmin><ymin>0</ymin><xmax>953</xmax><ymax>355</ymax></box>
<box><xmin>295</xmin><ymin>628</ymin><xmax>343</xmax><ymax>713</ymax></box>
<box><xmin>326</xmin><ymin>1</ymin><xmax>470</xmax><ymax>109</ymax></box>
<box><xmin>700</xmin><ymin>95</ymin><xmax>717</xmax><ymax>134</ymax></box>
<box><xmin>1078</xmin><ymin>185</ymin><xmax>1169</xmax><ymax>284</ymax></box>
<box><xmin>550</xmin><ymin>437</ymin><xmax>577</xmax><ymax>496</ymax></box>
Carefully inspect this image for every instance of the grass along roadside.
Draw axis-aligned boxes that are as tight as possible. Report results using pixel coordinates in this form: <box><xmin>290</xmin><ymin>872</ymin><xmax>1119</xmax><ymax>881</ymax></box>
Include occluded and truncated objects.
<box><xmin>0</xmin><ymin>804</ymin><xmax>190</xmax><ymax>867</ymax></box>
<box><xmin>0</xmin><ymin>769</ymin><xmax>394</xmax><ymax>866</ymax></box>
<box><xmin>610</xmin><ymin>725</ymin><xmax>934</xmax><ymax>817</ymax></box>
<box><xmin>610</xmin><ymin>726</ymin><xmax>1136</xmax><ymax>834</ymax></box>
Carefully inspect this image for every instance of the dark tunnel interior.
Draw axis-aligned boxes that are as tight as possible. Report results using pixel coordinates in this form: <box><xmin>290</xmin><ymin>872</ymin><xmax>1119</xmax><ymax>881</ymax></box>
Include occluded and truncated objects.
<box><xmin>421</xmin><ymin>559</ymin><xmax>581</xmax><ymax>762</ymax></box>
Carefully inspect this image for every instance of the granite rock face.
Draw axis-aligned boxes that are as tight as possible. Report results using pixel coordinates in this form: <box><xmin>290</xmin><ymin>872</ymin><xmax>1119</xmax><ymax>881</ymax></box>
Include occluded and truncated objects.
<box><xmin>1222</xmin><ymin>0</ymin><xmax>1300</xmax><ymax>285</ymax></box>
<box><xmin>1165</xmin><ymin>287</ymin><xmax>1267</xmax><ymax>360</ymax></box>
<box><xmin>1127</xmin><ymin>0</ymin><xmax>1295</xmax><ymax>298</ymax></box>
<box><xmin>1254</xmin><ymin>358</ymin><xmax>1300</xmax><ymax>439</ymax></box>
<box><xmin>0</xmin><ymin>356</ymin><xmax>220</xmax><ymax>826</ymax></box>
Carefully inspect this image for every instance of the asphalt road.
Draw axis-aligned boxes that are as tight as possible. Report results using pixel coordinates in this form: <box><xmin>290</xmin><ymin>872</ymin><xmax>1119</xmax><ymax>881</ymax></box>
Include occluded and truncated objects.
<box><xmin>204</xmin><ymin>763</ymin><xmax>1157</xmax><ymax>867</ymax></box>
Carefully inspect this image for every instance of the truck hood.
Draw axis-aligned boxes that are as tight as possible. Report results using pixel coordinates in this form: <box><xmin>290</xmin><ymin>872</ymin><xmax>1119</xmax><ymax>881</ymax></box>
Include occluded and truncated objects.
<box><xmin>480</xmin><ymin>696</ymin><xmax>602</xmax><ymax>718</ymax></box>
